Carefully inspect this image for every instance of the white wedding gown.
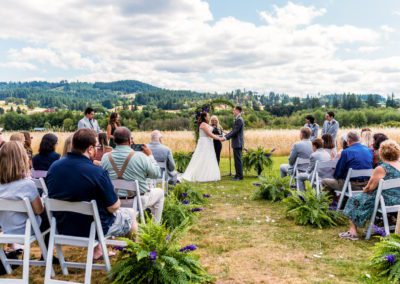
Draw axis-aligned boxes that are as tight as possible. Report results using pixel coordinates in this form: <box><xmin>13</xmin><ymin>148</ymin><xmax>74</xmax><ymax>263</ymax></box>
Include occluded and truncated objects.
<box><xmin>181</xmin><ymin>126</ymin><xmax>221</xmax><ymax>182</ymax></box>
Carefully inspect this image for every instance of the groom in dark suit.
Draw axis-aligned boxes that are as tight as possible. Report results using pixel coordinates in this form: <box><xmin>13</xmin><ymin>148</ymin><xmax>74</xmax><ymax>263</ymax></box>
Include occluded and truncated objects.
<box><xmin>222</xmin><ymin>106</ymin><xmax>244</xmax><ymax>181</ymax></box>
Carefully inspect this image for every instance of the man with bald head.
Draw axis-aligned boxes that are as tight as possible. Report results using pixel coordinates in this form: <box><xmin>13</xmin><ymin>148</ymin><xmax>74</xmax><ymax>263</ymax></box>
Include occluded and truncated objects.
<box><xmin>101</xmin><ymin>127</ymin><xmax>165</xmax><ymax>224</ymax></box>
<box><xmin>148</xmin><ymin>130</ymin><xmax>177</xmax><ymax>185</ymax></box>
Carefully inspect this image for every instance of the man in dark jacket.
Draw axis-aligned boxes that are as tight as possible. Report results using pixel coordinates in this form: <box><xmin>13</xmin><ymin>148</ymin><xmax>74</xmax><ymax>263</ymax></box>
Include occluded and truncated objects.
<box><xmin>222</xmin><ymin>106</ymin><xmax>245</xmax><ymax>181</ymax></box>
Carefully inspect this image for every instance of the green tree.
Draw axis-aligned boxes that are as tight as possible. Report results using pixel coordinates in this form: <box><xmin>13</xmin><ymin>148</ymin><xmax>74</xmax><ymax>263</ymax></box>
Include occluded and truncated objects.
<box><xmin>63</xmin><ymin>118</ymin><xmax>75</xmax><ymax>131</ymax></box>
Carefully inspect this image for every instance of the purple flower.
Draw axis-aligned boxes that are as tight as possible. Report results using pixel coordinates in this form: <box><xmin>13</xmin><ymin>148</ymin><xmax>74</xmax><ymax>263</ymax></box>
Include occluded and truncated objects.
<box><xmin>179</xmin><ymin>244</ymin><xmax>197</xmax><ymax>252</ymax></box>
<box><xmin>182</xmin><ymin>199</ymin><xmax>190</xmax><ymax>205</ymax></box>
<box><xmin>386</xmin><ymin>254</ymin><xmax>396</xmax><ymax>265</ymax></box>
<box><xmin>165</xmin><ymin>235</ymin><xmax>171</xmax><ymax>241</ymax></box>
<box><xmin>113</xmin><ymin>246</ymin><xmax>124</xmax><ymax>251</ymax></box>
<box><xmin>181</xmin><ymin>192</ymin><xmax>188</xmax><ymax>198</ymax></box>
<box><xmin>373</xmin><ymin>225</ymin><xmax>387</xmax><ymax>237</ymax></box>
<box><xmin>329</xmin><ymin>200</ymin><xmax>338</xmax><ymax>211</ymax></box>
<box><xmin>203</xmin><ymin>194</ymin><xmax>211</xmax><ymax>198</ymax></box>
<box><xmin>191</xmin><ymin>208</ymin><xmax>203</xmax><ymax>212</ymax></box>
<box><xmin>149</xmin><ymin>251</ymin><xmax>157</xmax><ymax>262</ymax></box>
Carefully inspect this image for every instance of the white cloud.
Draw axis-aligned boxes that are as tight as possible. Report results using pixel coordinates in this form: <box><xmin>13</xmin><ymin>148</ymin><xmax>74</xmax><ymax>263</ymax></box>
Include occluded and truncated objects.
<box><xmin>0</xmin><ymin>0</ymin><xmax>398</xmax><ymax>95</ymax></box>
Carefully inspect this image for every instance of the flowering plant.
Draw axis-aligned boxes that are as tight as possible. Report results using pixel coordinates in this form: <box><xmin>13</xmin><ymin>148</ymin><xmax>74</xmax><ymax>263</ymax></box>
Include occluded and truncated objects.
<box><xmin>110</xmin><ymin>221</ymin><xmax>212</xmax><ymax>284</ymax></box>
<box><xmin>282</xmin><ymin>187</ymin><xmax>346</xmax><ymax>228</ymax></box>
<box><xmin>173</xmin><ymin>182</ymin><xmax>208</xmax><ymax>205</ymax></box>
<box><xmin>162</xmin><ymin>193</ymin><xmax>196</xmax><ymax>229</ymax></box>
<box><xmin>252</xmin><ymin>175</ymin><xmax>290</xmax><ymax>202</ymax></box>
<box><xmin>370</xmin><ymin>234</ymin><xmax>400</xmax><ymax>283</ymax></box>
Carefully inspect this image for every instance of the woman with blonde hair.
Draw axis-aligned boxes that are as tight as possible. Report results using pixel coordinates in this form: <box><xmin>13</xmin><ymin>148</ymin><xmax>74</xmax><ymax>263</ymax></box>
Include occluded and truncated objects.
<box><xmin>361</xmin><ymin>128</ymin><xmax>373</xmax><ymax>148</ymax></box>
<box><xmin>340</xmin><ymin>140</ymin><xmax>400</xmax><ymax>240</ymax></box>
<box><xmin>62</xmin><ymin>135</ymin><xmax>73</xmax><ymax>157</ymax></box>
<box><xmin>210</xmin><ymin>115</ymin><xmax>223</xmax><ymax>165</ymax></box>
<box><xmin>0</xmin><ymin>141</ymin><xmax>44</xmax><ymax>234</ymax></box>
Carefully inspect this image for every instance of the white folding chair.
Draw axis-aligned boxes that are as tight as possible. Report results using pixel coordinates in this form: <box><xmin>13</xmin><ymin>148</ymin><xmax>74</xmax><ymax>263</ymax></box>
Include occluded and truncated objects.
<box><xmin>290</xmin><ymin>158</ymin><xmax>310</xmax><ymax>189</ymax></box>
<box><xmin>154</xmin><ymin>161</ymin><xmax>168</xmax><ymax>192</ymax></box>
<box><xmin>44</xmin><ymin>198</ymin><xmax>113</xmax><ymax>284</ymax></box>
<box><xmin>31</xmin><ymin>170</ymin><xmax>47</xmax><ymax>179</ymax></box>
<box><xmin>310</xmin><ymin>160</ymin><xmax>338</xmax><ymax>195</ymax></box>
<box><xmin>336</xmin><ymin>168</ymin><xmax>373</xmax><ymax>211</ymax></box>
<box><xmin>32</xmin><ymin>177</ymin><xmax>49</xmax><ymax>196</ymax></box>
<box><xmin>0</xmin><ymin>198</ymin><xmax>52</xmax><ymax>284</ymax></box>
<box><xmin>112</xmin><ymin>179</ymin><xmax>145</xmax><ymax>224</ymax></box>
<box><xmin>365</xmin><ymin>178</ymin><xmax>400</xmax><ymax>239</ymax></box>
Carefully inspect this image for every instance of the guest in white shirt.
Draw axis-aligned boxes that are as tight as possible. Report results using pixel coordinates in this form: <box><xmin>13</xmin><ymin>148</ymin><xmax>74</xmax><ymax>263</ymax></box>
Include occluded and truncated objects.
<box><xmin>78</xmin><ymin>107</ymin><xmax>101</xmax><ymax>133</ymax></box>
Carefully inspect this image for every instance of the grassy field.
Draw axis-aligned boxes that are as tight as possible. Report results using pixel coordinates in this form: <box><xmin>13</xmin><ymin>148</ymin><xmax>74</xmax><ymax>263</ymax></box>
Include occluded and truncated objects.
<box><xmin>0</xmin><ymin>157</ymin><xmax>377</xmax><ymax>283</ymax></box>
<box><xmin>4</xmin><ymin>127</ymin><xmax>400</xmax><ymax>157</ymax></box>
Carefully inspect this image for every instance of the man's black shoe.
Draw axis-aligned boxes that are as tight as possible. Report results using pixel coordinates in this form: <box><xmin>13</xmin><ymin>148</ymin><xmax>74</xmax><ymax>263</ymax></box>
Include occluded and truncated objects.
<box><xmin>232</xmin><ymin>177</ymin><xmax>243</xmax><ymax>181</ymax></box>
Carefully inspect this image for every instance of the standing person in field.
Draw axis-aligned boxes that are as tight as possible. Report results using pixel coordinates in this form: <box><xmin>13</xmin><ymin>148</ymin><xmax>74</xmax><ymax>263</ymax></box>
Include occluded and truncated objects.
<box><xmin>322</xmin><ymin>111</ymin><xmax>339</xmax><ymax>146</ymax></box>
<box><xmin>304</xmin><ymin>115</ymin><xmax>319</xmax><ymax>141</ymax></box>
<box><xmin>107</xmin><ymin>112</ymin><xmax>121</xmax><ymax>148</ymax></box>
<box><xmin>210</xmin><ymin>115</ymin><xmax>223</xmax><ymax>165</ymax></box>
<box><xmin>78</xmin><ymin>107</ymin><xmax>101</xmax><ymax>133</ymax></box>
<box><xmin>222</xmin><ymin>106</ymin><xmax>245</xmax><ymax>181</ymax></box>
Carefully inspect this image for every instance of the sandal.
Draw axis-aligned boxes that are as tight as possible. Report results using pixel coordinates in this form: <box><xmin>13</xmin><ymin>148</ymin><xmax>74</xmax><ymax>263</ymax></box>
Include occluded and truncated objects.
<box><xmin>339</xmin><ymin>231</ymin><xmax>359</xmax><ymax>241</ymax></box>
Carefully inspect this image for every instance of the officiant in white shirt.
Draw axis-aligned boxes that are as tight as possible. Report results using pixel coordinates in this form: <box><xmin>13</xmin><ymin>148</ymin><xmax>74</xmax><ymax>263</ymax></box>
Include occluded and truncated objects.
<box><xmin>78</xmin><ymin>107</ymin><xmax>101</xmax><ymax>133</ymax></box>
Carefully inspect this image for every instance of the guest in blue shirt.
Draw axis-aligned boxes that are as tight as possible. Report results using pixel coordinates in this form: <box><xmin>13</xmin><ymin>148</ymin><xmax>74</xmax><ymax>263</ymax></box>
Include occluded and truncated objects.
<box><xmin>46</xmin><ymin>128</ymin><xmax>137</xmax><ymax>260</ymax></box>
<box><xmin>322</xmin><ymin>131</ymin><xmax>373</xmax><ymax>194</ymax></box>
<box><xmin>32</xmin><ymin>133</ymin><xmax>61</xmax><ymax>171</ymax></box>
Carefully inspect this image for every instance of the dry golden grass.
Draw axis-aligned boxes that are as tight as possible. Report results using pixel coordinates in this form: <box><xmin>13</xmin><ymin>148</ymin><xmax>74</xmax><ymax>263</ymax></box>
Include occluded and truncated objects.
<box><xmin>4</xmin><ymin>127</ymin><xmax>400</xmax><ymax>157</ymax></box>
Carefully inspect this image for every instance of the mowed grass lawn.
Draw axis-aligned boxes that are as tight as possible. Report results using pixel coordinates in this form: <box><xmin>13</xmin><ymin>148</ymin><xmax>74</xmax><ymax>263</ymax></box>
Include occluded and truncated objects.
<box><xmin>1</xmin><ymin>157</ymin><xmax>377</xmax><ymax>283</ymax></box>
<box><xmin>184</xmin><ymin>157</ymin><xmax>376</xmax><ymax>284</ymax></box>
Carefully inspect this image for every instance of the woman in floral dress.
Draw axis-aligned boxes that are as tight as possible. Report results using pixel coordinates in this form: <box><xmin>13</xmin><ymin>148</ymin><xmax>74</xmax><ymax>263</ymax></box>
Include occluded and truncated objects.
<box><xmin>340</xmin><ymin>140</ymin><xmax>400</xmax><ymax>240</ymax></box>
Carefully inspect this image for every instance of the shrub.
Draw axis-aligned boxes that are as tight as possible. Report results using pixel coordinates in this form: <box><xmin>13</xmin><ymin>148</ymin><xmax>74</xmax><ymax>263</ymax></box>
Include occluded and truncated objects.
<box><xmin>243</xmin><ymin>146</ymin><xmax>273</xmax><ymax>176</ymax></box>
<box><xmin>282</xmin><ymin>188</ymin><xmax>346</xmax><ymax>228</ymax></box>
<box><xmin>252</xmin><ymin>175</ymin><xmax>290</xmax><ymax>202</ymax></box>
<box><xmin>110</xmin><ymin>221</ymin><xmax>213</xmax><ymax>284</ymax></box>
<box><xmin>162</xmin><ymin>194</ymin><xmax>196</xmax><ymax>230</ymax></box>
<box><xmin>370</xmin><ymin>234</ymin><xmax>400</xmax><ymax>283</ymax></box>
<box><xmin>174</xmin><ymin>152</ymin><xmax>193</xmax><ymax>173</ymax></box>
<box><xmin>173</xmin><ymin>182</ymin><xmax>207</xmax><ymax>205</ymax></box>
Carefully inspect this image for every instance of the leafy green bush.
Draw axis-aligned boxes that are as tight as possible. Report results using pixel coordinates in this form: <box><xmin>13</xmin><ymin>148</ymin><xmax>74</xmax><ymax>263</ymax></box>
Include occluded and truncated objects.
<box><xmin>174</xmin><ymin>152</ymin><xmax>193</xmax><ymax>173</ymax></box>
<box><xmin>370</xmin><ymin>234</ymin><xmax>400</xmax><ymax>283</ymax></box>
<box><xmin>252</xmin><ymin>175</ymin><xmax>290</xmax><ymax>202</ymax></box>
<box><xmin>110</xmin><ymin>221</ymin><xmax>213</xmax><ymax>284</ymax></box>
<box><xmin>173</xmin><ymin>182</ymin><xmax>207</xmax><ymax>205</ymax></box>
<box><xmin>162</xmin><ymin>194</ymin><xmax>196</xmax><ymax>230</ymax></box>
<box><xmin>243</xmin><ymin>146</ymin><xmax>273</xmax><ymax>176</ymax></box>
<box><xmin>282</xmin><ymin>188</ymin><xmax>346</xmax><ymax>228</ymax></box>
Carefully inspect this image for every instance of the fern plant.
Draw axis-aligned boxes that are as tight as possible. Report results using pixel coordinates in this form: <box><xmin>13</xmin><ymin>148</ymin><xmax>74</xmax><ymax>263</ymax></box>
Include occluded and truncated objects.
<box><xmin>173</xmin><ymin>182</ymin><xmax>207</xmax><ymax>205</ymax></box>
<box><xmin>282</xmin><ymin>187</ymin><xmax>346</xmax><ymax>228</ymax></box>
<box><xmin>162</xmin><ymin>194</ymin><xmax>196</xmax><ymax>230</ymax></box>
<box><xmin>243</xmin><ymin>147</ymin><xmax>273</xmax><ymax>176</ymax></box>
<box><xmin>110</xmin><ymin>221</ymin><xmax>213</xmax><ymax>284</ymax></box>
<box><xmin>174</xmin><ymin>152</ymin><xmax>193</xmax><ymax>173</ymax></box>
<box><xmin>370</xmin><ymin>234</ymin><xmax>400</xmax><ymax>283</ymax></box>
<box><xmin>252</xmin><ymin>175</ymin><xmax>290</xmax><ymax>202</ymax></box>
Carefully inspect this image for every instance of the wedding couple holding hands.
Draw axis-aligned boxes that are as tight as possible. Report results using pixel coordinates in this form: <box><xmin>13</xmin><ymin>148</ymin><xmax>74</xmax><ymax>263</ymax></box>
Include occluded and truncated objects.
<box><xmin>181</xmin><ymin>106</ymin><xmax>244</xmax><ymax>183</ymax></box>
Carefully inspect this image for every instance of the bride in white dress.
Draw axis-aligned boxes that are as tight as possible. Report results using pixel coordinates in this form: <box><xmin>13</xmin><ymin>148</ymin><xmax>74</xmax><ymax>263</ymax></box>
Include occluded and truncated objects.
<box><xmin>181</xmin><ymin>112</ymin><xmax>221</xmax><ymax>182</ymax></box>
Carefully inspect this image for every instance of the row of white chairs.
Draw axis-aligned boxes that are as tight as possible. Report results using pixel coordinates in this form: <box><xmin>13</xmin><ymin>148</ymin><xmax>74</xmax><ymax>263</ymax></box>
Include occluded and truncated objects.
<box><xmin>289</xmin><ymin>157</ymin><xmax>400</xmax><ymax>239</ymax></box>
<box><xmin>0</xmin><ymin>178</ymin><xmax>145</xmax><ymax>284</ymax></box>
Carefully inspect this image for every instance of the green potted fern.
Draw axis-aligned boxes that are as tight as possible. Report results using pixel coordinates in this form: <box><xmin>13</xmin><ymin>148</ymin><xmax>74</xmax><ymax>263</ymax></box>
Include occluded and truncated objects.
<box><xmin>110</xmin><ymin>221</ymin><xmax>213</xmax><ymax>284</ymax></box>
<box><xmin>173</xmin><ymin>152</ymin><xmax>193</xmax><ymax>173</ymax></box>
<box><xmin>370</xmin><ymin>234</ymin><xmax>400</xmax><ymax>283</ymax></box>
<box><xmin>252</xmin><ymin>175</ymin><xmax>290</xmax><ymax>202</ymax></box>
<box><xmin>243</xmin><ymin>147</ymin><xmax>273</xmax><ymax>176</ymax></box>
<box><xmin>282</xmin><ymin>187</ymin><xmax>346</xmax><ymax>228</ymax></box>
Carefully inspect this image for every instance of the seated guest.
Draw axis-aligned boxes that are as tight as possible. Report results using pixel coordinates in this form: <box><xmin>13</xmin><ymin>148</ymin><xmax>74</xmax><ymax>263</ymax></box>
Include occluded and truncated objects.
<box><xmin>46</xmin><ymin>129</ymin><xmax>136</xmax><ymax>259</ymax></box>
<box><xmin>148</xmin><ymin>130</ymin><xmax>178</xmax><ymax>185</ymax></box>
<box><xmin>280</xmin><ymin>127</ymin><xmax>313</xmax><ymax>178</ymax></box>
<box><xmin>304</xmin><ymin>115</ymin><xmax>319</xmax><ymax>141</ymax></box>
<box><xmin>321</xmin><ymin>134</ymin><xmax>336</xmax><ymax>159</ymax></box>
<box><xmin>62</xmin><ymin>135</ymin><xmax>73</xmax><ymax>157</ymax></box>
<box><xmin>321</xmin><ymin>131</ymin><xmax>373</xmax><ymax>194</ymax></box>
<box><xmin>21</xmin><ymin>132</ymin><xmax>33</xmax><ymax>166</ymax></box>
<box><xmin>340</xmin><ymin>140</ymin><xmax>400</xmax><ymax>240</ymax></box>
<box><xmin>335</xmin><ymin>134</ymin><xmax>349</xmax><ymax>159</ymax></box>
<box><xmin>372</xmin><ymin>133</ymin><xmax>388</xmax><ymax>168</ymax></box>
<box><xmin>361</xmin><ymin>128</ymin><xmax>373</xmax><ymax>147</ymax></box>
<box><xmin>32</xmin><ymin>133</ymin><xmax>60</xmax><ymax>171</ymax></box>
<box><xmin>101</xmin><ymin>127</ymin><xmax>164</xmax><ymax>224</ymax></box>
<box><xmin>94</xmin><ymin>132</ymin><xmax>112</xmax><ymax>163</ymax></box>
<box><xmin>0</xmin><ymin>128</ymin><xmax>5</xmax><ymax>148</ymax></box>
<box><xmin>0</xmin><ymin>141</ymin><xmax>44</xmax><ymax>234</ymax></box>
<box><xmin>296</xmin><ymin>138</ymin><xmax>331</xmax><ymax>191</ymax></box>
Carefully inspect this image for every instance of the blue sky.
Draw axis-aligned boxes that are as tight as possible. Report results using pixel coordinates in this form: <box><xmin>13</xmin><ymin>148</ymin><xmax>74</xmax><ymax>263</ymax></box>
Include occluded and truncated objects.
<box><xmin>0</xmin><ymin>0</ymin><xmax>399</xmax><ymax>95</ymax></box>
